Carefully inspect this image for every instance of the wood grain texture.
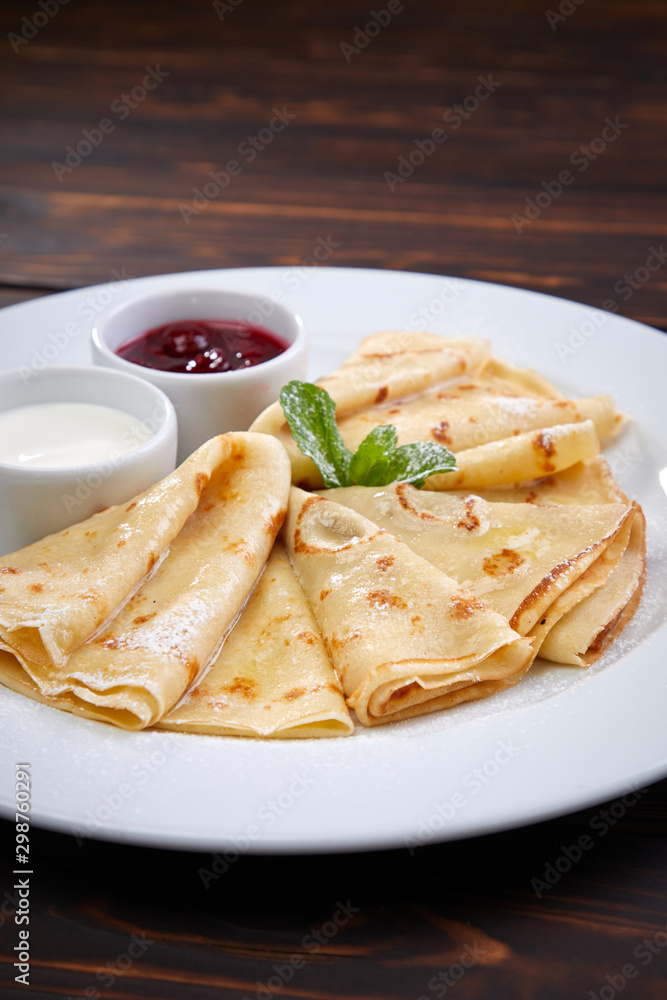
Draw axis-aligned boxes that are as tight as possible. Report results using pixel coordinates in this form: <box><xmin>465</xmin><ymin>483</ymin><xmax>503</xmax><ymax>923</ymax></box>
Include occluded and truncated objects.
<box><xmin>0</xmin><ymin>0</ymin><xmax>666</xmax><ymax>325</ymax></box>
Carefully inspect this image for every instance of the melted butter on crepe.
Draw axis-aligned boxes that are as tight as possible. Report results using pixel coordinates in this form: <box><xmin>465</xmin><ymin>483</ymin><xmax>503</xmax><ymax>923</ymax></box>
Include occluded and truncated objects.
<box><xmin>284</xmin><ymin>487</ymin><xmax>533</xmax><ymax>726</ymax></box>
<box><xmin>159</xmin><ymin>542</ymin><xmax>352</xmax><ymax>738</ymax></box>
<box><xmin>0</xmin><ymin>433</ymin><xmax>291</xmax><ymax>729</ymax></box>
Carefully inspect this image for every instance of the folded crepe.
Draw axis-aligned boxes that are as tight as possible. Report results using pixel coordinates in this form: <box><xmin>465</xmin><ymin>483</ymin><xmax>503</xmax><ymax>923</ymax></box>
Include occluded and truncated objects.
<box><xmin>337</xmin><ymin>376</ymin><xmax>621</xmax><ymax>454</ymax></box>
<box><xmin>283</xmin><ymin>488</ymin><xmax>534</xmax><ymax>726</ymax></box>
<box><xmin>425</xmin><ymin>420</ymin><xmax>601</xmax><ymax>491</ymax></box>
<box><xmin>0</xmin><ymin>433</ymin><xmax>291</xmax><ymax>729</ymax></box>
<box><xmin>450</xmin><ymin>455</ymin><xmax>626</xmax><ymax>506</ymax></box>
<box><xmin>538</xmin><ymin>507</ymin><xmax>646</xmax><ymax>665</ymax></box>
<box><xmin>457</xmin><ymin>455</ymin><xmax>646</xmax><ymax>666</ymax></box>
<box><xmin>320</xmin><ymin>482</ymin><xmax>637</xmax><ymax>643</ymax></box>
<box><xmin>159</xmin><ymin>542</ymin><xmax>353</xmax><ymax>738</ymax></box>
<box><xmin>251</xmin><ymin>331</ymin><xmax>492</xmax><ymax>488</ymax></box>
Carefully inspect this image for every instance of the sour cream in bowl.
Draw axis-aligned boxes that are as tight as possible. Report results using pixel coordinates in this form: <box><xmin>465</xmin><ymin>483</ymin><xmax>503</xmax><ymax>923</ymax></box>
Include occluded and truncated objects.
<box><xmin>0</xmin><ymin>366</ymin><xmax>177</xmax><ymax>556</ymax></box>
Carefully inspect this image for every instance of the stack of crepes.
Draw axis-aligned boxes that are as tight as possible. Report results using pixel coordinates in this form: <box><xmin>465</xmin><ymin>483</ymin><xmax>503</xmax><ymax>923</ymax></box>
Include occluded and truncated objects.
<box><xmin>0</xmin><ymin>332</ymin><xmax>646</xmax><ymax>736</ymax></box>
<box><xmin>251</xmin><ymin>330</ymin><xmax>645</xmax><ymax>726</ymax></box>
<box><xmin>0</xmin><ymin>433</ymin><xmax>353</xmax><ymax>737</ymax></box>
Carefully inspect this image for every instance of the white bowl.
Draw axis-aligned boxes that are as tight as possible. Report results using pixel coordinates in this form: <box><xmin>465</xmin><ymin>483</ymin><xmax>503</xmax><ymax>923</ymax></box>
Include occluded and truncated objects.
<box><xmin>91</xmin><ymin>286</ymin><xmax>308</xmax><ymax>462</ymax></box>
<box><xmin>0</xmin><ymin>366</ymin><xmax>177</xmax><ymax>556</ymax></box>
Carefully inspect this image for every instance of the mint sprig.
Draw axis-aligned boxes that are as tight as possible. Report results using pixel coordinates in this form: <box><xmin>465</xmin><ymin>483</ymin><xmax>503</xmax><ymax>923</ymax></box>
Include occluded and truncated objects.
<box><xmin>279</xmin><ymin>381</ymin><xmax>457</xmax><ymax>489</ymax></box>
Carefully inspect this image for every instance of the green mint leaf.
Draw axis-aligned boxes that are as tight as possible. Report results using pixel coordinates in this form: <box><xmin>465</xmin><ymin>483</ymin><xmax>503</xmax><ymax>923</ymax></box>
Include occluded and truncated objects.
<box><xmin>349</xmin><ymin>426</ymin><xmax>456</xmax><ymax>487</ymax></box>
<box><xmin>389</xmin><ymin>441</ymin><xmax>458</xmax><ymax>489</ymax></box>
<box><xmin>279</xmin><ymin>381</ymin><xmax>353</xmax><ymax>487</ymax></box>
<box><xmin>348</xmin><ymin>425</ymin><xmax>401</xmax><ymax>486</ymax></box>
<box><xmin>280</xmin><ymin>381</ymin><xmax>457</xmax><ymax>489</ymax></box>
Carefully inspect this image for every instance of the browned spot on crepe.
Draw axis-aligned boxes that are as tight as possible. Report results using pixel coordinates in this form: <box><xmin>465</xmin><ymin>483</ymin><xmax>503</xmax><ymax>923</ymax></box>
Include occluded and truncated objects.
<box><xmin>265</xmin><ymin>508</ymin><xmax>287</xmax><ymax>537</ymax></box>
<box><xmin>396</xmin><ymin>483</ymin><xmax>440</xmax><ymax>521</ymax></box>
<box><xmin>125</xmin><ymin>502</ymin><xmax>137</xmax><ymax>513</ymax></box>
<box><xmin>97</xmin><ymin>636</ymin><xmax>119</xmax><ymax>649</ymax></box>
<box><xmin>431</xmin><ymin>421</ymin><xmax>452</xmax><ymax>445</ymax></box>
<box><xmin>296</xmin><ymin>630</ymin><xmax>318</xmax><ymax>645</ymax></box>
<box><xmin>320</xmin><ymin>588</ymin><xmax>331</xmax><ymax>601</ymax></box>
<box><xmin>367</xmin><ymin>589</ymin><xmax>407</xmax><ymax>611</ymax></box>
<box><xmin>194</xmin><ymin>472</ymin><xmax>209</xmax><ymax>496</ymax></box>
<box><xmin>376</xmin><ymin>555</ymin><xmax>395</xmax><ymax>571</ymax></box>
<box><xmin>483</xmin><ymin>548</ymin><xmax>524</xmax><ymax>576</ymax></box>
<box><xmin>292</xmin><ymin>494</ymin><xmax>328</xmax><ymax>554</ymax></box>
<box><xmin>456</xmin><ymin>497</ymin><xmax>480</xmax><ymax>531</ymax></box>
<box><xmin>133</xmin><ymin>613</ymin><xmax>156</xmax><ymax>626</ymax></box>
<box><xmin>283</xmin><ymin>687</ymin><xmax>307</xmax><ymax>701</ymax></box>
<box><xmin>449</xmin><ymin>593</ymin><xmax>486</xmax><ymax>620</ymax></box>
<box><xmin>375</xmin><ymin>386</ymin><xmax>389</xmax><ymax>404</ymax></box>
<box><xmin>533</xmin><ymin>431</ymin><xmax>556</xmax><ymax>473</ymax></box>
<box><xmin>29</xmin><ymin>583</ymin><xmax>43</xmax><ymax>594</ymax></box>
<box><xmin>0</xmin><ymin>567</ymin><xmax>20</xmax><ymax>574</ymax></box>
<box><xmin>222</xmin><ymin>677</ymin><xmax>257</xmax><ymax>700</ymax></box>
<box><xmin>510</xmin><ymin>556</ymin><xmax>582</xmax><ymax>629</ymax></box>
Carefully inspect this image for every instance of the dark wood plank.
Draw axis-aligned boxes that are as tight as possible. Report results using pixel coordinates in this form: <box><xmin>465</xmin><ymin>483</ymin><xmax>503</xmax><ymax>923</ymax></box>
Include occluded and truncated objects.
<box><xmin>0</xmin><ymin>0</ymin><xmax>666</xmax><ymax>325</ymax></box>
<box><xmin>2</xmin><ymin>779</ymin><xmax>667</xmax><ymax>998</ymax></box>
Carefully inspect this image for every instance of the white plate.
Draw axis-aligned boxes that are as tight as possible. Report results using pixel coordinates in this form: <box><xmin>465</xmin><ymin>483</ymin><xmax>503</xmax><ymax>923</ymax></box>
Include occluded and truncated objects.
<box><xmin>1</xmin><ymin>267</ymin><xmax>666</xmax><ymax>854</ymax></box>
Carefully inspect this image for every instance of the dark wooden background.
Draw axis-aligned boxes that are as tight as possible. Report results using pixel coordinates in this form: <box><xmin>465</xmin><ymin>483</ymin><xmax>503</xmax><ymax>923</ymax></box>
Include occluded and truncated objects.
<box><xmin>1</xmin><ymin>1</ymin><xmax>666</xmax><ymax>996</ymax></box>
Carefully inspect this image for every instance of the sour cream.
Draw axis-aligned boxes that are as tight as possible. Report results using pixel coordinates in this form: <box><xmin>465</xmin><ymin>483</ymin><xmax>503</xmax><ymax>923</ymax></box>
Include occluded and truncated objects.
<box><xmin>0</xmin><ymin>402</ymin><xmax>148</xmax><ymax>468</ymax></box>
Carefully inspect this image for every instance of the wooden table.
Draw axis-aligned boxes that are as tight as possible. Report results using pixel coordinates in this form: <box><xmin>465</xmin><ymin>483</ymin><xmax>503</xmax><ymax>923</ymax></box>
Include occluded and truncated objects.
<box><xmin>1</xmin><ymin>2</ymin><xmax>666</xmax><ymax>996</ymax></box>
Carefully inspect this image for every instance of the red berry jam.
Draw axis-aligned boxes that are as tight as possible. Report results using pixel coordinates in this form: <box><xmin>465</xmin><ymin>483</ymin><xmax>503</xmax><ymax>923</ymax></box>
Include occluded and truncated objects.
<box><xmin>116</xmin><ymin>319</ymin><xmax>288</xmax><ymax>374</ymax></box>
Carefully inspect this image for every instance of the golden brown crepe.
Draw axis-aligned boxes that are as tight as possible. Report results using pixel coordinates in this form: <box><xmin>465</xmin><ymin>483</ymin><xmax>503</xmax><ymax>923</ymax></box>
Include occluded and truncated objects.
<box><xmin>283</xmin><ymin>487</ymin><xmax>534</xmax><ymax>726</ymax></box>
<box><xmin>251</xmin><ymin>330</ymin><xmax>624</xmax><ymax>490</ymax></box>
<box><xmin>538</xmin><ymin>507</ymin><xmax>646</xmax><ymax>665</ymax></box>
<box><xmin>320</xmin><ymin>483</ymin><xmax>636</xmax><ymax>642</ymax></box>
<box><xmin>159</xmin><ymin>542</ymin><xmax>353</xmax><ymax>738</ymax></box>
<box><xmin>424</xmin><ymin>420</ymin><xmax>601</xmax><ymax>491</ymax></box>
<box><xmin>0</xmin><ymin>433</ymin><xmax>291</xmax><ymax>729</ymax></box>
<box><xmin>451</xmin><ymin>455</ymin><xmax>626</xmax><ymax>506</ymax></box>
